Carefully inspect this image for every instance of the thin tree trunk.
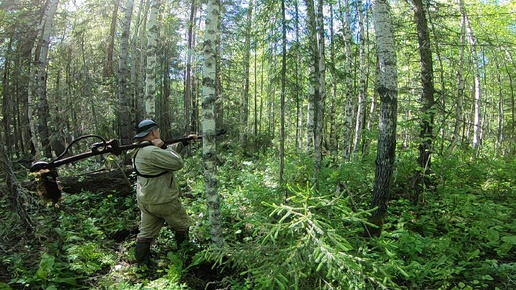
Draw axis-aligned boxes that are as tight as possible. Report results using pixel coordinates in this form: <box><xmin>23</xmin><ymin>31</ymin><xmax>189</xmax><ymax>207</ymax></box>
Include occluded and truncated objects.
<box><xmin>35</xmin><ymin>0</ymin><xmax>59</xmax><ymax>158</ymax></box>
<box><xmin>118</xmin><ymin>0</ymin><xmax>134</xmax><ymax>148</ymax></box>
<box><xmin>104</xmin><ymin>0</ymin><xmax>120</xmax><ymax>78</ymax></box>
<box><xmin>503</xmin><ymin>49</ymin><xmax>515</xmax><ymax>145</ymax></box>
<box><xmin>459</xmin><ymin>0</ymin><xmax>482</xmax><ymax>155</ymax></box>
<box><xmin>130</xmin><ymin>0</ymin><xmax>146</xmax><ymax>122</ymax></box>
<box><xmin>144</xmin><ymin>0</ymin><xmax>160</xmax><ymax>118</ymax></box>
<box><xmin>240</xmin><ymin>0</ymin><xmax>253</xmax><ymax>151</ymax></box>
<box><xmin>279</xmin><ymin>0</ymin><xmax>286</xmax><ymax>186</ymax></box>
<box><xmin>184</xmin><ymin>0</ymin><xmax>196</xmax><ymax>134</ymax></box>
<box><xmin>367</xmin><ymin>0</ymin><xmax>398</xmax><ymax>238</ymax></box>
<box><xmin>314</xmin><ymin>0</ymin><xmax>326</xmax><ymax>183</ymax></box>
<box><xmin>328</xmin><ymin>3</ymin><xmax>337</xmax><ymax>158</ymax></box>
<box><xmin>449</xmin><ymin>8</ymin><xmax>467</xmax><ymax>152</ymax></box>
<box><xmin>353</xmin><ymin>0</ymin><xmax>367</xmax><ymax>157</ymax></box>
<box><xmin>411</xmin><ymin>0</ymin><xmax>435</xmax><ymax>204</ymax></box>
<box><xmin>305</xmin><ymin>0</ymin><xmax>317</xmax><ymax>157</ymax></box>
<box><xmin>339</xmin><ymin>0</ymin><xmax>354</xmax><ymax>161</ymax></box>
<box><xmin>202</xmin><ymin>0</ymin><xmax>224</xmax><ymax>248</ymax></box>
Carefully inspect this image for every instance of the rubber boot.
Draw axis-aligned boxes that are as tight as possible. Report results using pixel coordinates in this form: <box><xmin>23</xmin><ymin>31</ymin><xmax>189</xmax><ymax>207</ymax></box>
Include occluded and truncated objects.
<box><xmin>134</xmin><ymin>238</ymin><xmax>152</xmax><ymax>266</ymax></box>
<box><xmin>175</xmin><ymin>229</ymin><xmax>189</xmax><ymax>247</ymax></box>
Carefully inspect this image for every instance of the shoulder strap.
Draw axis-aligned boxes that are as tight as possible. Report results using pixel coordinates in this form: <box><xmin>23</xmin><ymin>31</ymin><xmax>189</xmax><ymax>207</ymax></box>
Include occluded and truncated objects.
<box><xmin>132</xmin><ymin>149</ymin><xmax>169</xmax><ymax>178</ymax></box>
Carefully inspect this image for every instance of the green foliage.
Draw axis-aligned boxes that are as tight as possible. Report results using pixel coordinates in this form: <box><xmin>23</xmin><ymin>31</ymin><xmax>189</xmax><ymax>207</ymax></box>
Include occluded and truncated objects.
<box><xmin>202</xmin><ymin>182</ymin><xmax>394</xmax><ymax>289</ymax></box>
<box><xmin>2</xmin><ymin>148</ymin><xmax>515</xmax><ymax>289</ymax></box>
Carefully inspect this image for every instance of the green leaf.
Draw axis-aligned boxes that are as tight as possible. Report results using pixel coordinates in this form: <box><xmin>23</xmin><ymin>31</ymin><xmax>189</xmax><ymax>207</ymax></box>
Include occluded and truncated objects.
<box><xmin>486</xmin><ymin>228</ymin><xmax>499</xmax><ymax>242</ymax></box>
<box><xmin>501</xmin><ymin>235</ymin><xmax>516</xmax><ymax>245</ymax></box>
<box><xmin>467</xmin><ymin>249</ymin><xmax>480</xmax><ymax>261</ymax></box>
<box><xmin>51</xmin><ymin>277</ymin><xmax>78</xmax><ymax>285</ymax></box>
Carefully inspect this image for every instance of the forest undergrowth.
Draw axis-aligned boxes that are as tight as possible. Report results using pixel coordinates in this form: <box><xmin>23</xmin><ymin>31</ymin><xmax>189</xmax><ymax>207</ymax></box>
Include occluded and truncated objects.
<box><xmin>1</xmin><ymin>148</ymin><xmax>515</xmax><ymax>289</ymax></box>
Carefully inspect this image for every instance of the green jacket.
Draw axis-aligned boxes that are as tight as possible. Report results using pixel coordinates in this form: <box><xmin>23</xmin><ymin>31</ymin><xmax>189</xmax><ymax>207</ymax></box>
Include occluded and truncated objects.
<box><xmin>131</xmin><ymin>143</ymin><xmax>185</xmax><ymax>204</ymax></box>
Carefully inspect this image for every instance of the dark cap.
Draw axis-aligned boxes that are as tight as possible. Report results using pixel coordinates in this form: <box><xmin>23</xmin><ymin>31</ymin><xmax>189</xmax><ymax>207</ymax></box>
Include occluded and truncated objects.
<box><xmin>135</xmin><ymin>119</ymin><xmax>159</xmax><ymax>138</ymax></box>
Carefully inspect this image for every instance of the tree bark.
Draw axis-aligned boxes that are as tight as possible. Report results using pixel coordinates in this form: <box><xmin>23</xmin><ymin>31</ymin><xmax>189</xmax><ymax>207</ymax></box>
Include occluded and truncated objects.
<box><xmin>353</xmin><ymin>0</ymin><xmax>367</xmax><ymax>157</ymax></box>
<box><xmin>104</xmin><ymin>0</ymin><xmax>120</xmax><ymax>78</ymax></box>
<box><xmin>118</xmin><ymin>0</ymin><xmax>134</xmax><ymax>149</ymax></box>
<box><xmin>305</xmin><ymin>0</ymin><xmax>317</xmax><ymax>157</ymax></box>
<box><xmin>35</xmin><ymin>0</ymin><xmax>59</xmax><ymax>159</ymax></box>
<box><xmin>280</xmin><ymin>0</ymin><xmax>286</xmax><ymax>185</ymax></box>
<box><xmin>411</xmin><ymin>0</ymin><xmax>435</xmax><ymax>204</ymax></box>
<box><xmin>459</xmin><ymin>0</ymin><xmax>482</xmax><ymax>154</ymax></box>
<box><xmin>202</xmin><ymin>0</ymin><xmax>224</xmax><ymax>248</ymax></box>
<box><xmin>239</xmin><ymin>0</ymin><xmax>253</xmax><ymax>151</ymax></box>
<box><xmin>184</xmin><ymin>0</ymin><xmax>197</xmax><ymax>135</ymax></box>
<box><xmin>367</xmin><ymin>0</ymin><xmax>398</xmax><ymax>238</ymax></box>
<box><xmin>338</xmin><ymin>0</ymin><xmax>354</xmax><ymax>161</ymax></box>
<box><xmin>144</xmin><ymin>0</ymin><xmax>161</xmax><ymax>118</ymax></box>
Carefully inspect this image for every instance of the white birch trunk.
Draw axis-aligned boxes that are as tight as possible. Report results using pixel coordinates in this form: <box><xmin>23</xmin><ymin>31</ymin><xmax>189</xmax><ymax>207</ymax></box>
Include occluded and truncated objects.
<box><xmin>459</xmin><ymin>0</ymin><xmax>482</xmax><ymax>153</ymax></box>
<box><xmin>353</xmin><ymin>0</ymin><xmax>367</xmax><ymax>156</ymax></box>
<box><xmin>368</xmin><ymin>0</ymin><xmax>398</xmax><ymax>237</ymax></box>
<box><xmin>118</xmin><ymin>0</ymin><xmax>134</xmax><ymax>146</ymax></box>
<box><xmin>202</xmin><ymin>0</ymin><xmax>224</xmax><ymax>248</ymax></box>
<box><xmin>144</xmin><ymin>0</ymin><xmax>160</xmax><ymax>118</ymax></box>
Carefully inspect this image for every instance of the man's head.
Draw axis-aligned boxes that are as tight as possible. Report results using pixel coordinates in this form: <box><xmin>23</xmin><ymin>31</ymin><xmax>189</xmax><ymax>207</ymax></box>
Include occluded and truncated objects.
<box><xmin>135</xmin><ymin>119</ymin><xmax>159</xmax><ymax>139</ymax></box>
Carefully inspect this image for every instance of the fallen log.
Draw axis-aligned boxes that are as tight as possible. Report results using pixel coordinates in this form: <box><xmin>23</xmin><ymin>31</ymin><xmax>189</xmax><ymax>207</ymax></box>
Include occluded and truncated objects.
<box><xmin>24</xmin><ymin>167</ymin><xmax>136</xmax><ymax>198</ymax></box>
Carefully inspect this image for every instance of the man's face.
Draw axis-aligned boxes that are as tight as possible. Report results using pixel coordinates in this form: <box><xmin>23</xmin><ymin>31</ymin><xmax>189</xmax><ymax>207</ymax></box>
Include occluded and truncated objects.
<box><xmin>152</xmin><ymin>128</ymin><xmax>161</xmax><ymax>139</ymax></box>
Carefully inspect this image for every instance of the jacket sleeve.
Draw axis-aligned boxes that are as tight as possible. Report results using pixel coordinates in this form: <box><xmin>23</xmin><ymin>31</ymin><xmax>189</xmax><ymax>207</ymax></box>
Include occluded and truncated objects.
<box><xmin>149</xmin><ymin>147</ymin><xmax>184</xmax><ymax>171</ymax></box>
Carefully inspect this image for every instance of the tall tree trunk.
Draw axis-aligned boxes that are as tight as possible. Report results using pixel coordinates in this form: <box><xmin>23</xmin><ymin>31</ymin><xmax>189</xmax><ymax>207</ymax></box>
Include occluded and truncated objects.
<box><xmin>314</xmin><ymin>0</ymin><xmax>326</xmax><ymax>183</ymax></box>
<box><xmin>305</xmin><ymin>0</ymin><xmax>317</xmax><ymax>157</ymax></box>
<box><xmin>494</xmin><ymin>55</ymin><xmax>504</xmax><ymax>150</ymax></box>
<box><xmin>367</xmin><ymin>0</ymin><xmax>398</xmax><ymax>238</ymax></box>
<box><xmin>16</xmin><ymin>34</ymin><xmax>37</xmax><ymax>156</ymax></box>
<box><xmin>240</xmin><ymin>0</ymin><xmax>253</xmax><ymax>151</ymax></box>
<box><xmin>449</xmin><ymin>8</ymin><xmax>467</xmax><ymax>152</ymax></box>
<box><xmin>215</xmin><ymin>4</ymin><xmax>224</xmax><ymax>131</ymax></box>
<box><xmin>2</xmin><ymin>37</ymin><xmax>14</xmax><ymax>155</ymax></box>
<box><xmin>144</xmin><ymin>0</ymin><xmax>161</xmax><ymax>118</ymax></box>
<box><xmin>279</xmin><ymin>0</ymin><xmax>286</xmax><ymax>186</ymax></box>
<box><xmin>104</xmin><ymin>0</ymin><xmax>120</xmax><ymax>78</ymax></box>
<box><xmin>118</xmin><ymin>0</ymin><xmax>134</xmax><ymax>148</ymax></box>
<box><xmin>202</xmin><ymin>0</ymin><xmax>224</xmax><ymax>248</ymax></box>
<box><xmin>184</xmin><ymin>0</ymin><xmax>196</xmax><ymax>134</ymax></box>
<box><xmin>328</xmin><ymin>3</ymin><xmax>337</xmax><ymax>158</ymax></box>
<box><xmin>130</xmin><ymin>0</ymin><xmax>146</xmax><ymax>122</ymax></box>
<box><xmin>411</xmin><ymin>0</ymin><xmax>435</xmax><ymax>204</ymax></box>
<box><xmin>339</xmin><ymin>0</ymin><xmax>354</xmax><ymax>161</ymax></box>
<box><xmin>353</xmin><ymin>0</ymin><xmax>367</xmax><ymax>157</ymax></box>
<box><xmin>161</xmin><ymin>48</ymin><xmax>172</xmax><ymax>140</ymax></box>
<box><xmin>35</xmin><ymin>0</ymin><xmax>59</xmax><ymax>159</ymax></box>
<box><xmin>459</xmin><ymin>0</ymin><xmax>482</xmax><ymax>155</ymax></box>
<box><xmin>503</xmin><ymin>49</ymin><xmax>515</xmax><ymax>145</ymax></box>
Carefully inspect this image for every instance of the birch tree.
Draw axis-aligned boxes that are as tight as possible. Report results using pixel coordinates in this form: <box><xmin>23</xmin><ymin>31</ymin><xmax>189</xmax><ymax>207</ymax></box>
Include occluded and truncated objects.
<box><xmin>353</xmin><ymin>0</ymin><xmax>367</xmax><ymax>156</ymax></box>
<box><xmin>144</xmin><ymin>0</ymin><xmax>161</xmax><ymax>118</ymax></box>
<box><xmin>240</xmin><ymin>0</ymin><xmax>253</xmax><ymax>151</ymax></box>
<box><xmin>202</xmin><ymin>0</ymin><xmax>224</xmax><ymax>247</ymax></box>
<box><xmin>459</xmin><ymin>0</ymin><xmax>482</xmax><ymax>154</ymax></box>
<box><xmin>367</xmin><ymin>0</ymin><xmax>398</xmax><ymax>237</ymax></box>
<box><xmin>339</xmin><ymin>0</ymin><xmax>355</xmax><ymax>161</ymax></box>
<box><xmin>118</xmin><ymin>0</ymin><xmax>134</xmax><ymax>147</ymax></box>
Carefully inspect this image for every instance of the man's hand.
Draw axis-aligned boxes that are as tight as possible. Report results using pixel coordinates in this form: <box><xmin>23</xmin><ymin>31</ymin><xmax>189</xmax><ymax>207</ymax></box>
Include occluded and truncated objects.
<box><xmin>151</xmin><ymin>138</ymin><xmax>165</xmax><ymax>147</ymax></box>
<box><xmin>187</xmin><ymin>134</ymin><xmax>198</xmax><ymax>144</ymax></box>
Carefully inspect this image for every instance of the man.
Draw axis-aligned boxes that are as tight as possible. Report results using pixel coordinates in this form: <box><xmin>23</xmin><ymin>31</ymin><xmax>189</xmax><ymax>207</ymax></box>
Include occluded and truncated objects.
<box><xmin>131</xmin><ymin>119</ymin><xmax>196</xmax><ymax>266</ymax></box>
